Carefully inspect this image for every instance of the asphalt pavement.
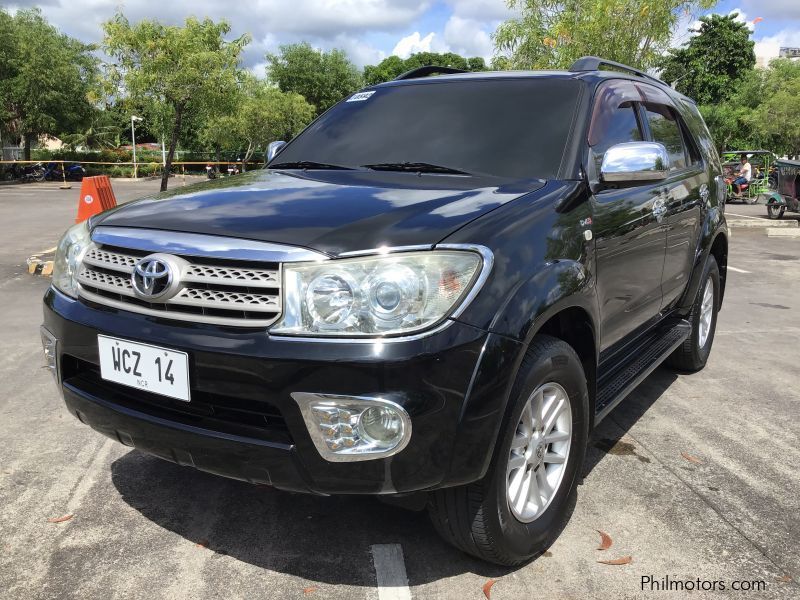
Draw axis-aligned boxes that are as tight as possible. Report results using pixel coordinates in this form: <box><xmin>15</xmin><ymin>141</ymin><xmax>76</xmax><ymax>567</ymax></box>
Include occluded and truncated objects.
<box><xmin>0</xmin><ymin>182</ymin><xmax>798</xmax><ymax>599</ymax></box>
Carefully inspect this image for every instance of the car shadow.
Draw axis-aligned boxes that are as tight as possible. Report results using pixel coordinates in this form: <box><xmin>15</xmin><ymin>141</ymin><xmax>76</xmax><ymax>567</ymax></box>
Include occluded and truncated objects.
<box><xmin>582</xmin><ymin>366</ymin><xmax>679</xmax><ymax>478</ymax></box>
<box><xmin>110</xmin><ymin>450</ymin><xmax>519</xmax><ymax>586</ymax></box>
<box><xmin>110</xmin><ymin>367</ymin><xmax>674</xmax><ymax>586</ymax></box>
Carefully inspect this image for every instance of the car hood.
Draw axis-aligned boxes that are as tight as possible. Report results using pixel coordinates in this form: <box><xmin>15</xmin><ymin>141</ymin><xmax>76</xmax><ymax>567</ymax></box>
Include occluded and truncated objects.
<box><xmin>93</xmin><ymin>169</ymin><xmax>546</xmax><ymax>256</ymax></box>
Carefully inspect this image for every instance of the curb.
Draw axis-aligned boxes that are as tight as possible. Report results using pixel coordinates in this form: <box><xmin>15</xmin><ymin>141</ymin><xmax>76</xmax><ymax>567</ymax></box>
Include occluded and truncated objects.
<box><xmin>766</xmin><ymin>228</ymin><xmax>800</xmax><ymax>238</ymax></box>
<box><xmin>727</xmin><ymin>218</ymin><xmax>798</xmax><ymax>228</ymax></box>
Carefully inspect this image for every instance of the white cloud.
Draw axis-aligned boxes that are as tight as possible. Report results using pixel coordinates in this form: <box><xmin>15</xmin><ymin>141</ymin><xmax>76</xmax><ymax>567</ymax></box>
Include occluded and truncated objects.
<box><xmin>443</xmin><ymin>16</ymin><xmax>493</xmax><ymax>59</ymax></box>
<box><xmin>4</xmin><ymin>0</ymin><xmax>427</xmax><ymax>68</ymax></box>
<box><xmin>444</xmin><ymin>0</ymin><xmax>511</xmax><ymax>21</ymax></box>
<box><xmin>755</xmin><ymin>29</ymin><xmax>800</xmax><ymax>64</ymax></box>
<box><xmin>742</xmin><ymin>0</ymin><xmax>800</xmax><ymax>20</ymax></box>
<box><xmin>392</xmin><ymin>32</ymin><xmax>439</xmax><ymax>57</ymax></box>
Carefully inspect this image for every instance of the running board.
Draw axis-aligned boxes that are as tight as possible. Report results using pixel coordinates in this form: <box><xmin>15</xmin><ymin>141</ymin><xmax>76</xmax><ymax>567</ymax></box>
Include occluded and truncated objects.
<box><xmin>595</xmin><ymin>319</ymin><xmax>691</xmax><ymax>423</ymax></box>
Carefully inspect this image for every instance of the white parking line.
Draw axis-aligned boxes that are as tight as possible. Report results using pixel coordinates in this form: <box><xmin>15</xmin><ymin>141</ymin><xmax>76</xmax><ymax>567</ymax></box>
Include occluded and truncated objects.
<box><xmin>371</xmin><ymin>544</ymin><xmax>412</xmax><ymax>600</ymax></box>
<box><xmin>727</xmin><ymin>266</ymin><xmax>750</xmax><ymax>274</ymax></box>
<box><xmin>726</xmin><ymin>212</ymin><xmax>763</xmax><ymax>220</ymax></box>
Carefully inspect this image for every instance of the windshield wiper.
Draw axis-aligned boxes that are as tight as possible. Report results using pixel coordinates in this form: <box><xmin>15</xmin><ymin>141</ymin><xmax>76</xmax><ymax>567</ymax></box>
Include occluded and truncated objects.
<box><xmin>269</xmin><ymin>160</ymin><xmax>354</xmax><ymax>170</ymax></box>
<box><xmin>361</xmin><ymin>162</ymin><xmax>470</xmax><ymax>175</ymax></box>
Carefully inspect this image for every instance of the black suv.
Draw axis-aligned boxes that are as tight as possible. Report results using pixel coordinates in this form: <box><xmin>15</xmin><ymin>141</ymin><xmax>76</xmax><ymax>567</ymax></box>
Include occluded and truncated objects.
<box><xmin>41</xmin><ymin>57</ymin><xmax>727</xmax><ymax>566</ymax></box>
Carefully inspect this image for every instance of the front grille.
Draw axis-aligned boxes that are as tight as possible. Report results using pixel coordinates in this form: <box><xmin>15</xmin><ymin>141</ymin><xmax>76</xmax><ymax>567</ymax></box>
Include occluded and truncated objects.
<box><xmin>78</xmin><ymin>245</ymin><xmax>282</xmax><ymax>327</ymax></box>
<box><xmin>61</xmin><ymin>355</ymin><xmax>292</xmax><ymax>444</ymax></box>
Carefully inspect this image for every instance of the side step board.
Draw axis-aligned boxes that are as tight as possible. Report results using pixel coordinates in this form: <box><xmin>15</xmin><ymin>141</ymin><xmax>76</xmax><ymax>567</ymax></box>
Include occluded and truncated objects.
<box><xmin>595</xmin><ymin>319</ymin><xmax>691</xmax><ymax>423</ymax></box>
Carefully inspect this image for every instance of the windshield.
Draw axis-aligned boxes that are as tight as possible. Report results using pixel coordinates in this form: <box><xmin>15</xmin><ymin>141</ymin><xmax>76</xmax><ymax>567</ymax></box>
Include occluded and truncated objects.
<box><xmin>271</xmin><ymin>78</ymin><xmax>582</xmax><ymax>180</ymax></box>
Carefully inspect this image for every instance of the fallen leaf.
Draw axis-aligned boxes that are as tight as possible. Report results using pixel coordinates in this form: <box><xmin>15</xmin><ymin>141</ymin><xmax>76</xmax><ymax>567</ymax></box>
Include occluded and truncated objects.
<box><xmin>482</xmin><ymin>579</ymin><xmax>497</xmax><ymax>599</ymax></box>
<box><xmin>597</xmin><ymin>556</ymin><xmax>632</xmax><ymax>566</ymax></box>
<box><xmin>303</xmin><ymin>586</ymin><xmax>318</xmax><ymax>595</ymax></box>
<box><xmin>681</xmin><ymin>452</ymin><xmax>703</xmax><ymax>465</ymax></box>
<box><xmin>596</xmin><ymin>530</ymin><xmax>613</xmax><ymax>551</ymax></box>
<box><xmin>542</xmin><ymin>550</ymin><xmax>553</xmax><ymax>557</ymax></box>
<box><xmin>47</xmin><ymin>514</ymin><xmax>73</xmax><ymax>523</ymax></box>
<box><xmin>196</xmin><ymin>539</ymin><xmax>209</xmax><ymax>548</ymax></box>
<box><xmin>776</xmin><ymin>575</ymin><xmax>792</xmax><ymax>583</ymax></box>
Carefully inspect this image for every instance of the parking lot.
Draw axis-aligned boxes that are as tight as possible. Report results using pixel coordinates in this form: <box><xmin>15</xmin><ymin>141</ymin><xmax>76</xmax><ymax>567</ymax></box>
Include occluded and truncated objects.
<box><xmin>0</xmin><ymin>182</ymin><xmax>798</xmax><ymax>599</ymax></box>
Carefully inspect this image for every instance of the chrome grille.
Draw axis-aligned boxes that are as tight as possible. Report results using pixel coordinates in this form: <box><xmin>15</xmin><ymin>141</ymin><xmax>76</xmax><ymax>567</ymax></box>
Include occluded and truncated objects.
<box><xmin>77</xmin><ymin>245</ymin><xmax>282</xmax><ymax>327</ymax></box>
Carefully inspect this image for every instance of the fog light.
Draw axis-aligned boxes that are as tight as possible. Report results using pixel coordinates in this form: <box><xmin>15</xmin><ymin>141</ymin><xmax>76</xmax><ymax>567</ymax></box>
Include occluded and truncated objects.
<box><xmin>40</xmin><ymin>326</ymin><xmax>58</xmax><ymax>381</ymax></box>
<box><xmin>360</xmin><ymin>406</ymin><xmax>404</xmax><ymax>444</ymax></box>
<box><xmin>292</xmin><ymin>393</ymin><xmax>412</xmax><ymax>462</ymax></box>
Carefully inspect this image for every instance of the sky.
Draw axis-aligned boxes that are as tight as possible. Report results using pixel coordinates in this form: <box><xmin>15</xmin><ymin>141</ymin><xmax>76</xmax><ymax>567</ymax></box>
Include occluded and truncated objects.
<box><xmin>3</xmin><ymin>0</ymin><xmax>800</xmax><ymax>71</ymax></box>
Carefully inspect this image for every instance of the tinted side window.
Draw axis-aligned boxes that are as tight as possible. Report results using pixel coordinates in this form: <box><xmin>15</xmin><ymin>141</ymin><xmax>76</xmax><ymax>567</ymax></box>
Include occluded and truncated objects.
<box><xmin>644</xmin><ymin>104</ymin><xmax>686</xmax><ymax>171</ymax></box>
<box><xmin>589</xmin><ymin>102</ymin><xmax>642</xmax><ymax>170</ymax></box>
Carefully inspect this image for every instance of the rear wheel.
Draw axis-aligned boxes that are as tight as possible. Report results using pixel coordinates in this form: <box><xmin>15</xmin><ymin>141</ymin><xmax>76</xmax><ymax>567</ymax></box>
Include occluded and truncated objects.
<box><xmin>767</xmin><ymin>203</ymin><xmax>785</xmax><ymax>220</ymax></box>
<box><xmin>427</xmin><ymin>335</ymin><xmax>588</xmax><ymax>566</ymax></box>
<box><xmin>667</xmin><ymin>256</ymin><xmax>719</xmax><ymax>372</ymax></box>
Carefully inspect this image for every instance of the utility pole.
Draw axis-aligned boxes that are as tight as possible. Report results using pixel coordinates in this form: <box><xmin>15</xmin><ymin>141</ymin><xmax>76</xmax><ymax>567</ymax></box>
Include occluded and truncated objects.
<box><xmin>131</xmin><ymin>115</ymin><xmax>143</xmax><ymax>179</ymax></box>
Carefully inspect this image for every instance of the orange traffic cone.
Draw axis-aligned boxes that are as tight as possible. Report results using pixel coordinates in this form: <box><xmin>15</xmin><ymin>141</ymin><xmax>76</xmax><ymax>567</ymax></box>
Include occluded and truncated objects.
<box><xmin>76</xmin><ymin>175</ymin><xmax>117</xmax><ymax>223</ymax></box>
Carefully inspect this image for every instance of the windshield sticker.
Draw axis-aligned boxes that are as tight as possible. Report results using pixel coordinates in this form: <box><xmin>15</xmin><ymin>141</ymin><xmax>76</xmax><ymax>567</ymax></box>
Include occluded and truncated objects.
<box><xmin>347</xmin><ymin>91</ymin><xmax>375</xmax><ymax>103</ymax></box>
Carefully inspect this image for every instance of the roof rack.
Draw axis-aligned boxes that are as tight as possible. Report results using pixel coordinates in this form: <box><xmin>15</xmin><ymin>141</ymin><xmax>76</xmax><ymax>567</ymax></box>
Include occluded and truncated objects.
<box><xmin>569</xmin><ymin>56</ymin><xmax>668</xmax><ymax>87</ymax></box>
<box><xmin>394</xmin><ymin>65</ymin><xmax>468</xmax><ymax>81</ymax></box>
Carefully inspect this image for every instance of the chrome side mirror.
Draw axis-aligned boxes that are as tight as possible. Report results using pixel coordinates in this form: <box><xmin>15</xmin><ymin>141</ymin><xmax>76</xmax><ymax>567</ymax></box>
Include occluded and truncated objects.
<box><xmin>266</xmin><ymin>141</ymin><xmax>287</xmax><ymax>163</ymax></box>
<box><xmin>600</xmin><ymin>142</ymin><xmax>670</xmax><ymax>183</ymax></box>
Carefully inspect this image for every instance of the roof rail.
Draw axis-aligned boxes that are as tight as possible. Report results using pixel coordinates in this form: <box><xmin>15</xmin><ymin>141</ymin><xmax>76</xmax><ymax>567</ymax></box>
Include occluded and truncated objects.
<box><xmin>569</xmin><ymin>56</ymin><xmax>668</xmax><ymax>87</ymax></box>
<box><xmin>394</xmin><ymin>65</ymin><xmax>468</xmax><ymax>81</ymax></box>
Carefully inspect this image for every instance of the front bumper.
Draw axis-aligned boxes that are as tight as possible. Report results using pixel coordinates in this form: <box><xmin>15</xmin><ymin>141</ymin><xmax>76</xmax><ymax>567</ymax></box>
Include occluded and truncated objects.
<box><xmin>44</xmin><ymin>287</ymin><xmax>523</xmax><ymax>495</ymax></box>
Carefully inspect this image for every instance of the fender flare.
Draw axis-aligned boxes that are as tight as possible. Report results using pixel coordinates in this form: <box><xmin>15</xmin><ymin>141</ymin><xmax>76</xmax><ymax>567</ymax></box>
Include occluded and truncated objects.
<box><xmin>678</xmin><ymin>206</ymin><xmax>728</xmax><ymax>313</ymax></box>
<box><xmin>442</xmin><ymin>260</ymin><xmax>599</xmax><ymax>487</ymax></box>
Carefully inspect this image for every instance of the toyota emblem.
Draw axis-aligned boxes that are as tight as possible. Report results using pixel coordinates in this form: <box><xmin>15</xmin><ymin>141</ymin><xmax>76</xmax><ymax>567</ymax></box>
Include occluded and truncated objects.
<box><xmin>131</xmin><ymin>254</ymin><xmax>182</xmax><ymax>301</ymax></box>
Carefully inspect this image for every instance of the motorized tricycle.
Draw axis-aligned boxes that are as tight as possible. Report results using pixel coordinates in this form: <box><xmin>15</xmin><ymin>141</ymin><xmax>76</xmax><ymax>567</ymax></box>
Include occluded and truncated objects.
<box><xmin>762</xmin><ymin>158</ymin><xmax>800</xmax><ymax>219</ymax></box>
<box><xmin>721</xmin><ymin>150</ymin><xmax>777</xmax><ymax>204</ymax></box>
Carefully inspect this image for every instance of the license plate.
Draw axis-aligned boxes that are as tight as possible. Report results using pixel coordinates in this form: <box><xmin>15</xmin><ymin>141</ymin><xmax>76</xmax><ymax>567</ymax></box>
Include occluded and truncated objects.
<box><xmin>98</xmin><ymin>335</ymin><xmax>190</xmax><ymax>401</ymax></box>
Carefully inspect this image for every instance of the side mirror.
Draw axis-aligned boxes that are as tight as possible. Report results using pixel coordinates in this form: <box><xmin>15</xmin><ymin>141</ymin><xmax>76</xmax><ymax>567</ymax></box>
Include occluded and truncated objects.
<box><xmin>266</xmin><ymin>141</ymin><xmax>287</xmax><ymax>163</ymax></box>
<box><xmin>600</xmin><ymin>142</ymin><xmax>670</xmax><ymax>183</ymax></box>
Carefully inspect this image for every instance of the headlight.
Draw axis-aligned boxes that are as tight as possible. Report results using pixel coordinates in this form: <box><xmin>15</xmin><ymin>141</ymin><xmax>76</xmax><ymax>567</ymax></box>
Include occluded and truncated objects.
<box><xmin>52</xmin><ymin>221</ymin><xmax>92</xmax><ymax>298</ymax></box>
<box><xmin>271</xmin><ymin>248</ymin><xmax>488</xmax><ymax>337</ymax></box>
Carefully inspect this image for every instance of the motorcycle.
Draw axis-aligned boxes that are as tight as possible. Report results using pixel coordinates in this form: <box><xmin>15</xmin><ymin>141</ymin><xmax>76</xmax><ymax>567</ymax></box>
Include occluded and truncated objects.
<box><xmin>43</xmin><ymin>162</ymin><xmax>85</xmax><ymax>182</ymax></box>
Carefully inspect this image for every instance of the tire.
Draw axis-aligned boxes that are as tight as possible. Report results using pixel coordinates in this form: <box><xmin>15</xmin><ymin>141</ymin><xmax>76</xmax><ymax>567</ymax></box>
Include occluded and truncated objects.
<box><xmin>427</xmin><ymin>335</ymin><xmax>589</xmax><ymax>566</ymax></box>
<box><xmin>666</xmin><ymin>256</ymin><xmax>720</xmax><ymax>372</ymax></box>
<box><xmin>767</xmin><ymin>204</ymin><xmax>785</xmax><ymax>220</ymax></box>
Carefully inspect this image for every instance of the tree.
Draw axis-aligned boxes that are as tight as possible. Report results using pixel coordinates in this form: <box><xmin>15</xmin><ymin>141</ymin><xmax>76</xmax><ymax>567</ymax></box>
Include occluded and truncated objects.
<box><xmin>103</xmin><ymin>14</ymin><xmax>248</xmax><ymax>190</ymax></box>
<box><xmin>493</xmin><ymin>0</ymin><xmax>717</xmax><ymax>71</ymax></box>
<box><xmin>760</xmin><ymin>59</ymin><xmax>800</xmax><ymax>158</ymax></box>
<box><xmin>363</xmin><ymin>52</ymin><xmax>488</xmax><ymax>85</ymax></box>
<box><xmin>235</xmin><ymin>79</ymin><xmax>315</xmax><ymax>168</ymax></box>
<box><xmin>266</xmin><ymin>43</ymin><xmax>362</xmax><ymax>114</ymax></box>
<box><xmin>197</xmin><ymin>76</ymin><xmax>314</xmax><ymax>170</ymax></box>
<box><xmin>0</xmin><ymin>8</ymin><xmax>97</xmax><ymax>160</ymax></box>
<box><xmin>660</xmin><ymin>13</ymin><xmax>754</xmax><ymax>104</ymax></box>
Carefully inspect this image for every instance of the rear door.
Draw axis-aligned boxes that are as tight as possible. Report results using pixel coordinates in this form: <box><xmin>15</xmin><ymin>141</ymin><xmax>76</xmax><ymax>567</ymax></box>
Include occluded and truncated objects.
<box><xmin>639</xmin><ymin>95</ymin><xmax>706</xmax><ymax>309</ymax></box>
<box><xmin>588</xmin><ymin>81</ymin><xmax>668</xmax><ymax>350</ymax></box>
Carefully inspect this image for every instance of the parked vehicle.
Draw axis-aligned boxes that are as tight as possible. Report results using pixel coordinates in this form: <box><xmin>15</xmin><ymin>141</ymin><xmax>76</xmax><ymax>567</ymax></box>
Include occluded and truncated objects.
<box><xmin>41</xmin><ymin>57</ymin><xmax>727</xmax><ymax>566</ymax></box>
<box><xmin>43</xmin><ymin>162</ymin><xmax>86</xmax><ymax>182</ymax></box>
<box><xmin>763</xmin><ymin>158</ymin><xmax>800</xmax><ymax>219</ymax></box>
<box><xmin>721</xmin><ymin>150</ymin><xmax>776</xmax><ymax>204</ymax></box>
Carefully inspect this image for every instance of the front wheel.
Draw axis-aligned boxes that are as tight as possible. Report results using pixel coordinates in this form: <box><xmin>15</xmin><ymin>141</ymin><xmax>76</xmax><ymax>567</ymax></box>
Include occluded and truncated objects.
<box><xmin>427</xmin><ymin>335</ymin><xmax>588</xmax><ymax>566</ymax></box>
<box><xmin>767</xmin><ymin>204</ymin><xmax>785</xmax><ymax>220</ymax></box>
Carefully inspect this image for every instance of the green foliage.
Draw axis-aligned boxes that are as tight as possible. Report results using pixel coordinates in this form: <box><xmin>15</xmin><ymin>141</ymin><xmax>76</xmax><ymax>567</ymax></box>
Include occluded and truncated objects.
<box><xmin>266</xmin><ymin>43</ymin><xmax>363</xmax><ymax>114</ymax></box>
<box><xmin>660</xmin><ymin>13</ymin><xmax>754</xmax><ymax>104</ymax></box>
<box><xmin>494</xmin><ymin>0</ymin><xmax>717</xmax><ymax>70</ymax></box>
<box><xmin>699</xmin><ymin>60</ymin><xmax>800</xmax><ymax>158</ymax></box>
<box><xmin>0</xmin><ymin>8</ymin><xmax>97</xmax><ymax>158</ymax></box>
<box><xmin>197</xmin><ymin>75</ymin><xmax>314</xmax><ymax>167</ymax></box>
<box><xmin>103</xmin><ymin>13</ymin><xmax>249</xmax><ymax>189</ymax></box>
<box><xmin>363</xmin><ymin>52</ymin><xmax>488</xmax><ymax>85</ymax></box>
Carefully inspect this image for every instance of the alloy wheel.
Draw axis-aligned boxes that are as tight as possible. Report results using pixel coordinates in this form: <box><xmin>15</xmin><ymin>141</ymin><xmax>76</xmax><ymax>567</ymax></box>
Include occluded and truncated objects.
<box><xmin>506</xmin><ymin>382</ymin><xmax>572</xmax><ymax>523</ymax></box>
